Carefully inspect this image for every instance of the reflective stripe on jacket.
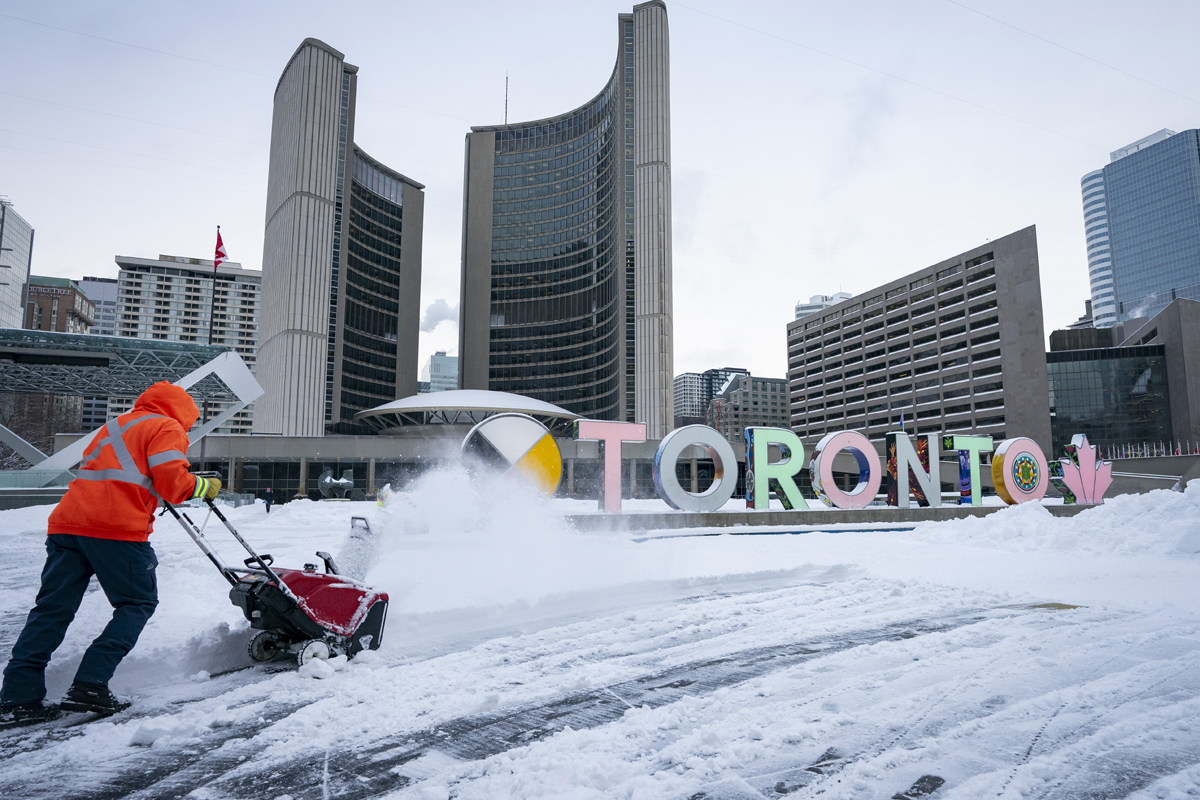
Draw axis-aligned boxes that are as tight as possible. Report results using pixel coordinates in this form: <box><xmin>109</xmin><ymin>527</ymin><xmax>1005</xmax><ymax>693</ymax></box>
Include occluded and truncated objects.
<box><xmin>48</xmin><ymin>382</ymin><xmax>202</xmax><ymax>542</ymax></box>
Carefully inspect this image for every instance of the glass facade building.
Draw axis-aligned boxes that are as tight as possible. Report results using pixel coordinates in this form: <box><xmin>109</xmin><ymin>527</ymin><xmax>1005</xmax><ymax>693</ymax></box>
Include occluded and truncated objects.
<box><xmin>80</xmin><ymin>277</ymin><xmax>118</xmax><ymax>337</ymax></box>
<box><xmin>330</xmin><ymin>148</ymin><xmax>418</xmax><ymax>432</ymax></box>
<box><xmin>484</xmin><ymin>83</ymin><xmax>625</xmax><ymax>420</ymax></box>
<box><xmin>1047</xmin><ymin>345</ymin><xmax>1172</xmax><ymax>452</ymax></box>
<box><xmin>460</xmin><ymin>2</ymin><xmax>674</xmax><ymax>437</ymax></box>
<box><xmin>1082</xmin><ymin>128</ymin><xmax>1200</xmax><ymax>326</ymax></box>
<box><xmin>0</xmin><ymin>201</ymin><xmax>34</xmax><ymax>330</ymax></box>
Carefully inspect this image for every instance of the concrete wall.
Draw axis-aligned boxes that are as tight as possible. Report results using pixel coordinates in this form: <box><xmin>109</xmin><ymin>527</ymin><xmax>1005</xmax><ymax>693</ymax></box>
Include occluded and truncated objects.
<box><xmin>1161</xmin><ymin>300</ymin><xmax>1200</xmax><ymax>444</ymax></box>
<box><xmin>996</xmin><ymin>226</ymin><xmax>1053</xmax><ymax>454</ymax></box>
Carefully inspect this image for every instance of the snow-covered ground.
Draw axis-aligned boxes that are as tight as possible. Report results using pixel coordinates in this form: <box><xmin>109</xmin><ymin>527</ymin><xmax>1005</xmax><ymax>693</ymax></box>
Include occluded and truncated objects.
<box><xmin>1</xmin><ymin>467</ymin><xmax>1198</xmax><ymax>799</ymax></box>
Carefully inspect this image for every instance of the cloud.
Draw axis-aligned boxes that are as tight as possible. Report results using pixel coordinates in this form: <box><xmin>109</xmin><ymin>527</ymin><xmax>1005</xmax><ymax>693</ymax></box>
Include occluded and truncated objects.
<box><xmin>420</xmin><ymin>299</ymin><xmax>458</xmax><ymax>332</ymax></box>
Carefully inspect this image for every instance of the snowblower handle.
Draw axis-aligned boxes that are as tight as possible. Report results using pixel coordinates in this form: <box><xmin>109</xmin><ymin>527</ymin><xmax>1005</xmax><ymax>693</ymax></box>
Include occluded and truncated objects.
<box><xmin>202</xmin><ymin>498</ymin><xmax>297</xmax><ymax>600</ymax></box>
<box><xmin>160</xmin><ymin>500</ymin><xmax>239</xmax><ymax>586</ymax></box>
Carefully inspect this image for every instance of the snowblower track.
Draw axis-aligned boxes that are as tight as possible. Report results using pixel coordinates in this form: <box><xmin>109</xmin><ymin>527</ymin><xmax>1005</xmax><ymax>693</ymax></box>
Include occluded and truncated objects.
<box><xmin>202</xmin><ymin>609</ymin><xmax>992</xmax><ymax>800</ymax></box>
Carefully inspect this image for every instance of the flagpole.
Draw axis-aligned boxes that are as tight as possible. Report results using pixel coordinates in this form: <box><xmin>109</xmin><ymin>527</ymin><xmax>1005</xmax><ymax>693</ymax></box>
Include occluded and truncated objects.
<box><xmin>202</xmin><ymin>225</ymin><xmax>221</xmax><ymax>475</ymax></box>
<box><xmin>208</xmin><ymin>225</ymin><xmax>220</xmax><ymax>346</ymax></box>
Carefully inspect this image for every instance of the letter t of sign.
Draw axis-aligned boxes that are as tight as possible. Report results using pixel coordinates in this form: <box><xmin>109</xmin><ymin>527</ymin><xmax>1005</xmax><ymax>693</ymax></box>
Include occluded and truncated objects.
<box><xmin>574</xmin><ymin>420</ymin><xmax>648</xmax><ymax>512</ymax></box>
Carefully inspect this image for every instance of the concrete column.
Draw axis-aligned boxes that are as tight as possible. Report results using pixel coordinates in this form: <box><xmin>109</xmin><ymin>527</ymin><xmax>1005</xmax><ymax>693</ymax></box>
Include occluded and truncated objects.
<box><xmin>690</xmin><ymin>457</ymin><xmax>698</xmax><ymax>493</ymax></box>
<box><xmin>629</xmin><ymin>457</ymin><xmax>637</xmax><ymax>497</ymax></box>
<box><xmin>295</xmin><ymin>457</ymin><xmax>308</xmax><ymax>501</ymax></box>
<box><xmin>368</xmin><ymin>458</ymin><xmax>376</xmax><ymax>495</ymax></box>
<box><xmin>633</xmin><ymin>2</ymin><xmax>674</xmax><ymax>439</ymax></box>
<box><xmin>228</xmin><ymin>457</ymin><xmax>236</xmax><ymax>492</ymax></box>
<box><xmin>566</xmin><ymin>458</ymin><xmax>575</xmax><ymax>495</ymax></box>
<box><xmin>459</xmin><ymin>131</ymin><xmax>499</xmax><ymax>390</ymax></box>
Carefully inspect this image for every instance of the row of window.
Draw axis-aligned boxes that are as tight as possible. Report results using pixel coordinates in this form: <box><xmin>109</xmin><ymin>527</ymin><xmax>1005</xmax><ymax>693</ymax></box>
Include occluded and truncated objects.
<box><xmin>790</xmin><ymin>254</ymin><xmax>995</xmax><ymax>337</ymax></box>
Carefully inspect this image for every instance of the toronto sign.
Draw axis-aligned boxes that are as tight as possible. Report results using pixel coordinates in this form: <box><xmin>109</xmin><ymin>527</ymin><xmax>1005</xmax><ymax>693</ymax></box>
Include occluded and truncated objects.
<box><xmin>463</xmin><ymin>416</ymin><xmax>1113</xmax><ymax>513</ymax></box>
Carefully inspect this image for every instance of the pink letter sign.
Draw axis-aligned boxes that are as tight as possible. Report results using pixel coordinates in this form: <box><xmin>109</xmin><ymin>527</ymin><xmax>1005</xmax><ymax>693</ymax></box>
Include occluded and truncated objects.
<box><xmin>574</xmin><ymin>420</ymin><xmax>647</xmax><ymax>512</ymax></box>
<box><xmin>810</xmin><ymin>430</ymin><xmax>882</xmax><ymax>509</ymax></box>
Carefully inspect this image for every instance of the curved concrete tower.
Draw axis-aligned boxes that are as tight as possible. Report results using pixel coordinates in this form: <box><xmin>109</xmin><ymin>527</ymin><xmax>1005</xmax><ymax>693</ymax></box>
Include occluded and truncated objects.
<box><xmin>255</xmin><ymin>39</ymin><xmax>424</xmax><ymax>436</ymax></box>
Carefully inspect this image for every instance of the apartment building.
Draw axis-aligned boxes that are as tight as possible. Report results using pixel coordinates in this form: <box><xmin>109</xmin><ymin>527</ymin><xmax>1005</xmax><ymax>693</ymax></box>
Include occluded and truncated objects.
<box><xmin>112</xmin><ymin>254</ymin><xmax>260</xmax><ymax>433</ymax></box>
<box><xmin>707</xmin><ymin>374</ymin><xmax>789</xmax><ymax>444</ymax></box>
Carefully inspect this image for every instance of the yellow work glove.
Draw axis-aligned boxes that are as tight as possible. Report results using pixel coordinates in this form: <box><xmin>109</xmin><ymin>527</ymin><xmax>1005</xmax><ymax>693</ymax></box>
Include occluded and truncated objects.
<box><xmin>192</xmin><ymin>476</ymin><xmax>222</xmax><ymax>500</ymax></box>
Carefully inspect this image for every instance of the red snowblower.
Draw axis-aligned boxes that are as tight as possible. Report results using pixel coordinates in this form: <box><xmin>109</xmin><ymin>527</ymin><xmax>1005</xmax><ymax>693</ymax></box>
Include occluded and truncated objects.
<box><xmin>162</xmin><ymin>496</ymin><xmax>388</xmax><ymax>666</ymax></box>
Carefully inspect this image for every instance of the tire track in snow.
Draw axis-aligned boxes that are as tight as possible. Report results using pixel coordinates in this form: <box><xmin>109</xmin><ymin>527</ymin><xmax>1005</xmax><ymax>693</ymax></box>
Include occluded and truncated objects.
<box><xmin>771</xmin><ymin>615</ymin><xmax>1200</xmax><ymax>800</ymax></box>
<box><xmin>0</xmin><ymin>701</ymin><xmax>310</xmax><ymax>800</ymax></box>
<box><xmin>989</xmin><ymin>636</ymin><xmax>1200</xmax><ymax>799</ymax></box>
<box><xmin>1018</xmin><ymin>652</ymin><xmax>1200</xmax><ymax>800</ymax></box>
<box><xmin>178</xmin><ymin>609</ymin><xmax>998</xmax><ymax>800</ymax></box>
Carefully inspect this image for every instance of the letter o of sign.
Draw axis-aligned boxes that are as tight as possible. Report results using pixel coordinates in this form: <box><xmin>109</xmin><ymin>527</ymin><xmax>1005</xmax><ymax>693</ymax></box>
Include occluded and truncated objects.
<box><xmin>810</xmin><ymin>430</ymin><xmax>882</xmax><ymax>509</ymax></box>
<box><xmin>653</xmin><ymin>425</ymin><xmax>739</xmax><ymax>512</ymax></box>
<box><xmin>991</xmin><ymin>437</ymin><xmax>1049</xmax><ymax>504</ymax></box>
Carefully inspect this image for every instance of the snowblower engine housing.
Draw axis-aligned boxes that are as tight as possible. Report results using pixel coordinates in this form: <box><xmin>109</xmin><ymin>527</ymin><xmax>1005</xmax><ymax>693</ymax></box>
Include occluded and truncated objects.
<box><xmin>230</xmin><ymin>561</ymin><xmax>388</xmax><ymax>658</ymax></box>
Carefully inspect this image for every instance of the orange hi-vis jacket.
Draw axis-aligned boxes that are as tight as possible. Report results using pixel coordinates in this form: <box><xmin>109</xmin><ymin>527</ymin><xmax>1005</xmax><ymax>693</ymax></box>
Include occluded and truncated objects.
<box><xmin>48</xmin><ymin>382</ymin><xmax>202</xmax><ymax>542</ymax></box>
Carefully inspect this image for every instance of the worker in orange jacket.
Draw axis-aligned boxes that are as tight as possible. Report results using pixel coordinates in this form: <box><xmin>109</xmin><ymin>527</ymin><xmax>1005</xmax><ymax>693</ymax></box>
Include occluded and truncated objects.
<box><xmin>0</xmin><ymin>382</ymin><xmax>220</xmax><ymax>724</ymax></box>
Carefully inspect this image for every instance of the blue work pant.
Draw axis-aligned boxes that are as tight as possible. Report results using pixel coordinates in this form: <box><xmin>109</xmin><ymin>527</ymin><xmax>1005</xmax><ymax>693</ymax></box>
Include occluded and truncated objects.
<box><xmin>1</xmin><ymin>534</ymin><xmax>158</xmax><ymax>705</ymax></box>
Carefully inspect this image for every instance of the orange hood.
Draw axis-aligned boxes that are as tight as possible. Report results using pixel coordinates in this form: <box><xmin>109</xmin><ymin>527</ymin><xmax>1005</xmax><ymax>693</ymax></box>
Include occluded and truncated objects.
<box><xmin>134</xmin><ymin>382</ymin><xmax>200</xmax><ymax>430</ymax></box>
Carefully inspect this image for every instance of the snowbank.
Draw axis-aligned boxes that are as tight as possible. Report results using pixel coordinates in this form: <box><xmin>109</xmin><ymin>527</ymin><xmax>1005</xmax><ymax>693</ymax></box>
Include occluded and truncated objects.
<box><xmin>911</xmin><ymin>482</ymin><xmax>1200</xmax><ymax>556</ymax></box>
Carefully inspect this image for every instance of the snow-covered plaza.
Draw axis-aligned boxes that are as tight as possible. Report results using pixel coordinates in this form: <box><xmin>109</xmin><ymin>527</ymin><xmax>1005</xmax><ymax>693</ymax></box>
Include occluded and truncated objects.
<box><xmin>1</xmin><ymin>469</ymin><xmax>1198</xmax><ymax>799</ymax></box>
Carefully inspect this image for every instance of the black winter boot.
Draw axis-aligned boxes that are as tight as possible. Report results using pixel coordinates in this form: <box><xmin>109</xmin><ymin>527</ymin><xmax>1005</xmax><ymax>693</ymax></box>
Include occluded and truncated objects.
<box><xmin>61</xmin><ymin>681</ymin><xmax>131</xmax><ymax>715</ymax></box>
<box><xmin>0</xmin><ymin>700</ymin><xmax>61</xmax><ymax>727</ymax></box>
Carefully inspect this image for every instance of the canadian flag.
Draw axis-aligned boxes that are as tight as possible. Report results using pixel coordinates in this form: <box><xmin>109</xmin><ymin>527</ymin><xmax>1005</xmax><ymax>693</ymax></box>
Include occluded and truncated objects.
<box><xmin>214</xmin><ymin>226</ymin><xmax>227</xmax><ymax>270</ymax></box>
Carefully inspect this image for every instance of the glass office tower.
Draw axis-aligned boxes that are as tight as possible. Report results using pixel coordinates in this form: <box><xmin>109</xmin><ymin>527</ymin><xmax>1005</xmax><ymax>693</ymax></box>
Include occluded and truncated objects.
<box><xmin>1081</xmin><ymin>128</ymin><xmax>1200</xmax><ymax>326</ymax></box>
<box><xmin>459</xmin><ymin>2</ymin><xmax>674</xmax><ymax>437</ymax></box>
<box><xmin>0</xmin><ymin>200</ymin><xmax>34</xmax><ymax>329</ymax></box>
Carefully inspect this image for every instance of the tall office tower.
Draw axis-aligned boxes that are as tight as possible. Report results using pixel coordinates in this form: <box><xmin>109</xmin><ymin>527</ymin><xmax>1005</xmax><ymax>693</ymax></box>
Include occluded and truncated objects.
<box><xmin>1081</xmin><ymin>128</ymin><xmax>1200</xmax><ymax>326</ymax></box>
<box><xmin>80</xmin><ymin>276</ymin><xmax>118</xmax><ymax>336</ymax></box>
<box><xmin>421</xmin><ymin>351</ymin><xmax>459</xmax><ymax>393</ymax></box>
<box><xmin>673</xmin><ymin>373</ymin><xmax>704</xmax><ymax>426</ymax></box>
<box><xmin>459</xmin><ymin>2</ymin><xmax>674</xmax><ymax>437</ymax></box>
<box><xmin>79</xmin><ymin>276</ymin><xmax>118</xmax><ymax>429</ymax></box>
<box><xmin>0</xmin><ymin>199</ymin><xmax>34</xmax><ymax>329</ymax></box>
<box><xmin>254</xmin><ymin>39</ymin><xmax>425</xmax><ymax>436</ymax></box>
<box><xmin>113</xmin><ymin>254</ymin><xmax>261</xmax><ymax>433</ymax></box>
<box><xmin>1080</xmin><ymin>169</ymin><xmax>1116</xmax><ymax>327</ymax></box>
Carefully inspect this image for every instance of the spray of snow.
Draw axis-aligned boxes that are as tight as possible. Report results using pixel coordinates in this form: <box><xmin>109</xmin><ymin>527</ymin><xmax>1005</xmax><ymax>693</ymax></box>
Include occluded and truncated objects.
<box><xmin>368</xmin><ymin>464</ymin><xmax>666</xmax><ymax>615</ymax></box>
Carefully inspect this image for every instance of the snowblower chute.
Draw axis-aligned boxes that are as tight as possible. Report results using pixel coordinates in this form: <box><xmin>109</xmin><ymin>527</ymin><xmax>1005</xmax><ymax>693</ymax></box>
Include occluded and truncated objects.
<box><xmin>162</xmin><ymin>497</ymin><xmax>388</xmax><ymax>665</ymax></box>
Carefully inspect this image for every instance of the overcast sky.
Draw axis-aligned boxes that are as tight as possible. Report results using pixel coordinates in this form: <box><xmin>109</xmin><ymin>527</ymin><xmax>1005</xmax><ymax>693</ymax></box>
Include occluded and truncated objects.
<box><xmin>1</xmin><ymin>0</ymin><xmax>1197</xmax><ymax>379</ymax></box>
